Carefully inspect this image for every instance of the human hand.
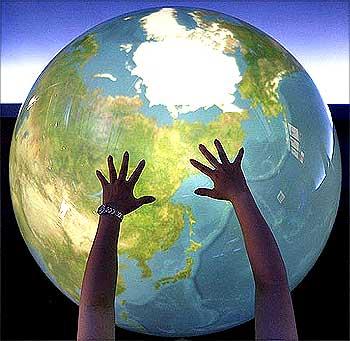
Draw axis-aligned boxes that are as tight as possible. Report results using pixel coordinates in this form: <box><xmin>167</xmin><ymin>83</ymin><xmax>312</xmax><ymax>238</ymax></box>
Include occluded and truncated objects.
<box><xmin>190</xmin><ymin>139</ymin><xmax>249</xmax><ymax>204</ymax></box>
<box><xmin>96</xmin><ymin>152</ymin><xmax>156</xmax><ymax>215</ymax></box>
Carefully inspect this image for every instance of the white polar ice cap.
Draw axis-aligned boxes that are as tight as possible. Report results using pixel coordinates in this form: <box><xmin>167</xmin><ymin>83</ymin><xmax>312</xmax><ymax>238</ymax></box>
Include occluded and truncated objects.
<box><xmin>130</xmin><ymin>8</ymin><xmax>242</xmax><ymax>119</ymax></box>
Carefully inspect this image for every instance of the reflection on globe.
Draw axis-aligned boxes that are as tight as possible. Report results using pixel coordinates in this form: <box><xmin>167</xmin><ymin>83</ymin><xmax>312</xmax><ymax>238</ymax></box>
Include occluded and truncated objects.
<box><xmin>9</xmin><ymin>6</ymin><xmax>341</xmax><ymax>337</ymax></box>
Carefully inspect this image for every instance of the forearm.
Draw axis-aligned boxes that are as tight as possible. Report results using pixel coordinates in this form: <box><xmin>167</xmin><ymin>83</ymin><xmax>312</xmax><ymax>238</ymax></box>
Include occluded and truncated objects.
<box><xmin>230</xmin><ymin>188</ymin><xmax>288</xmax><ymax>289</ymax></box>
<box><xmin>79</xmin><ymin>214</ymin><xmax>120</xmax><ymax>308</ymax></box>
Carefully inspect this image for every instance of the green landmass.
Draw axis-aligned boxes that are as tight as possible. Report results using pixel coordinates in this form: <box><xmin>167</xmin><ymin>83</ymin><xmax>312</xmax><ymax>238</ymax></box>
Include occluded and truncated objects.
<box><xmin>112</xmin><ymin>109</ymin><xmax>248</xmax><ymax>279</ymax></box>
<box><xmin>116</xmin><ymin>273</ymin><xmax>127</xmax><ymax>296</ymax></box>
<box><xmin>193</xmin><ymin>11</ymin><xmax>302</xmax><ymax>118</ymax></box>
<box><xmin>120</xmin><ymin>311</ymin><xmax>129</xmax><ymax>321</ymax></box>
<box><xmin>10</xmin><ymin>26</ymin><xmax>249</xmax><ymax>303</ymax></box>
<box><xmin>9</xmin><ymin>34</ymin><xmax>102</xmax><ymax>302</ymax></box>
<box><xmin>118</xmin><ymin>311</ymin><xmax>146</xmax><ymax>331</ymax></box>
<box><xmin>222</xmin><ymin>21</ymin><xmax>302</xmax><ymax>117</ymax></box>
<box><xmin>186</xmin><ymin>239</ymin><xmax>202</xmax><ymax>254</ymax></box>
<box><xmin>185</xmin><ymin>203</ymin><xmax>196</xmax><ymax>238</ymax></box>
<box><xmin>154</xmin><ymin>257</ymin><xmax>194</xmax><ymax>290</ymax></box>
<box><xmin>153</xmin><ymin>206</ymin><xmax>201</xmax><ymax>289</ymax></box>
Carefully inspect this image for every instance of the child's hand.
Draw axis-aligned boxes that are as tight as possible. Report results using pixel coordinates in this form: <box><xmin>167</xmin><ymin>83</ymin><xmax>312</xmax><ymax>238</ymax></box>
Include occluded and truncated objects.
<box><xmin>96</xmin><ymin>152</ymin><xmax>156</xmax><ymax>215</ymax></box>
<box><xmin>190</xmin><ymin>139</ymin><xmax>248</xmax><ymax>204</ymax></box>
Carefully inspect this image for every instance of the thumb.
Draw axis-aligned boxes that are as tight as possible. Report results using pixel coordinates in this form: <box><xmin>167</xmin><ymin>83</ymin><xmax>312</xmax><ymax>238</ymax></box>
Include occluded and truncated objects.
<box><xmin>136</xmin><ymin>196</ymin><xmax>156</xmax><ymax>207</ymax></box>
<box><xmin>194</xmin><ymin>188</ymin><xmax>215</xmax><ymax>197</ymax></box>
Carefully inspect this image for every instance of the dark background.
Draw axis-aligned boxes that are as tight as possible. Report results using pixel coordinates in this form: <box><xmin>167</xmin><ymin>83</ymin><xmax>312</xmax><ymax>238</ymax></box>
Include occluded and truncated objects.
<box><xmin>1</xmin><ymin>104</ymin><xmax>349</xmax><ymax>341</ymax></box>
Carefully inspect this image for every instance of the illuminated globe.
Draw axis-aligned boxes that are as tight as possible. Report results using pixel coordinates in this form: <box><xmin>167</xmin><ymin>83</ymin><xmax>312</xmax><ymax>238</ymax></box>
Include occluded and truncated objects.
<box><xmin>9</xmin><ymin>7</ymin><xmax>341</xmax><ymax>337</ymax></box>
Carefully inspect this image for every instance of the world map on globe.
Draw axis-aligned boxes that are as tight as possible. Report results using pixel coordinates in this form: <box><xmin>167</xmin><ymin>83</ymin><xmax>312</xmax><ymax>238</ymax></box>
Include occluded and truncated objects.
<box><xmin>9</xmin><ymin>7</ymin><xmax>341</xmax><ymax>337</ymax></box>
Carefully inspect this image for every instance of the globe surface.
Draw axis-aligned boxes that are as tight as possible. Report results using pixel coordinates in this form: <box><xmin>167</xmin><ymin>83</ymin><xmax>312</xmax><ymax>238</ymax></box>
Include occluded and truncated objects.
<box><xmin>9</xmin><ymin>6</ymin><xmax>341</xmax><ymax>337</ymax></box>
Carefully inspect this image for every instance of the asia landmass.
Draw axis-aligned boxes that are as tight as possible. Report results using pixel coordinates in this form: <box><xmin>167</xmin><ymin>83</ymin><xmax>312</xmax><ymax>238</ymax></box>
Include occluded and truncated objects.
<box><xmin>193</xmin><ymin>10</ymin><xmax>302</xmax><ymax>118</ymax></box>
<box><xmin>10</xmin><ymin>30</ymin><xmax>249</xmax><ymax>302</ymax></box>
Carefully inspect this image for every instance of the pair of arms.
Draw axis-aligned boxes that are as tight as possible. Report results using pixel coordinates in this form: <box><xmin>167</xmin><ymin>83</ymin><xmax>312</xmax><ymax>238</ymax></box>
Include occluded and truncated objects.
<box><xmin>77</xmin><ymin>139</ymin><xmax>298</xmax><ymax>341</ymax></box>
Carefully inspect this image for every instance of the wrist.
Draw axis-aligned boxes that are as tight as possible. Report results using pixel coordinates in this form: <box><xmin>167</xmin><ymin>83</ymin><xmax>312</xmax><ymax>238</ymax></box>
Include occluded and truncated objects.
<box><xmin>104</xmin><ymin>201</ymin><xmax>127</xmax><ymax>215</ymax></box>
<box><xmin>99</xmin><ymin>213</ymin><xmax>121</xmax><ymax>226</ymax></box>
<box><xmin>99</xmin><ymin>202</ymin><xmax>124</xmax><ymax>223</ymax></box>
<box><xmin>229</xmin><ymin>186</ymin><xmax>251</xmax><ymax>206</ymax></box>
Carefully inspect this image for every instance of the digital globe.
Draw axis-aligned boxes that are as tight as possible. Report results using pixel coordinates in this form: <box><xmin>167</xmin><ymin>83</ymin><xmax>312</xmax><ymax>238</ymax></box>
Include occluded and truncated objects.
<box><xmin>9</xmin><ymin>7</ymin><xmax>341</xmax><ymax>337</ymax></box>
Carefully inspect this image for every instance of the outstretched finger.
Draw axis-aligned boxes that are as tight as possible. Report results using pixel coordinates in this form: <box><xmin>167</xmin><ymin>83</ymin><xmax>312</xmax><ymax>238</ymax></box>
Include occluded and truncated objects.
<box><xmin>199</xmin><ymin>144</ymin><xmax>221</xmax><ymax>168</ymax></box>
<box><xmin>108</xmin><ymin>155</ymin><xmax>118</xmax><ymax>183</ymax></box>
<box><xmin>96</xmin><ymin>170</ymin><xmax>109</xmax><ymax>187</ymax></box>
<box><xmin>214</xmin><ymin>139</ymin><xmax>230</xmax><ymax>165</ymax></box>
<box><xmin>194</xmin><ymin>188</ymin><xmax>215</xmax><ymax>198</ymax></box>
<box><xmin>136</xmin><ymin>195</ymin><xmax>156</xmax><ymax>207</ymax></box>
<box><xmin>118</xmin><ymin>151</ymin><xmax>129</xmax><ymax>181</ymax></box>
<box><xmin>190</xmin><ymin>159</ymin><xmax>214</xmax><ymax>177</ymax></box>
<box><xmin>233</xmin><ymin>147</ymin><xmax>245</xmax><ymax>166</ymax></box>
<box><xmin>128</xmin><ymin>159</ymin><xmax>145</xmax><ymax>187</ymax></box>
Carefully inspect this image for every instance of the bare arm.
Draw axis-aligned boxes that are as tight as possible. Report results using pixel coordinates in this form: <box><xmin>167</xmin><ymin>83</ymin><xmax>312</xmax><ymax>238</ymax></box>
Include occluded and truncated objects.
<box><xmin>77</xmin><ymin>152</ymin><xmax>155</xmax><ymax>341</ymax></box>
<box><xmin>232</xmin><ymin>189</ymin><xmax>298</xmax><ymax>340</ymax></box>
<box><xmin>77</xmin><ymin>214</ymin><xmax>120</xmax><ymax>341</ymax></box>
<box><xmin>190</xmin><ymin>139</ymin><xmax>298</xmax><ymax>341</ymax></box>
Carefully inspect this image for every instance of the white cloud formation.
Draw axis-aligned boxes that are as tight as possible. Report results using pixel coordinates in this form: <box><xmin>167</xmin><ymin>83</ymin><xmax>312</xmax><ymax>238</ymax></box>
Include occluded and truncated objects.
<box><xmin>93</xmin><ymin>73</ymin><xmax>117</xmax><ymax>81</ymax></box>
<box><xmin>125</xmin><ymin>61</ymin><xmax>133</xmax><ymax>72</ymax></box>
<box><xmin>120</xmin><ymin>43</ymin><xmax>133</xmax><ymax>53</ymax></box>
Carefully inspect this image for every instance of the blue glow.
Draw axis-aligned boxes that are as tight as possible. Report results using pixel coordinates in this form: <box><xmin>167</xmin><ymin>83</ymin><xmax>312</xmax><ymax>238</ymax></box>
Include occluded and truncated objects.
<box><xmin>2</xmin><ymin>1</ymin><xmax>348</xmax><ymax>104</ymax></box>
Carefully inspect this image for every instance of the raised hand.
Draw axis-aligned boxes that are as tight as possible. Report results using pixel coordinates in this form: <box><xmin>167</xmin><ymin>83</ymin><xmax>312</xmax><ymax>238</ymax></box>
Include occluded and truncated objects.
<box><xmin>190</xmin><ymin>139</ymin><xmax>248</xmax><ymax>203</ymax></box>
<box><xmin>96</xmin><ymin>152</ymin><xmax>156</xmax><ymax>215</ymax></box>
